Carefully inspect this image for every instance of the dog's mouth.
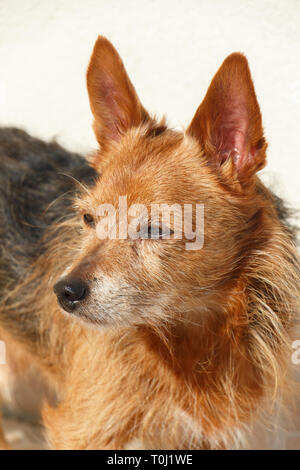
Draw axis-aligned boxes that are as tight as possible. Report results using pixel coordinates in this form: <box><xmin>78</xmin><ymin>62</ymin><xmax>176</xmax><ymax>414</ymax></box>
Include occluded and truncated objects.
<box><xmin>56</xmin><ymin>298</ymin><xmax>83</xmax><ymax>314</ymax></box>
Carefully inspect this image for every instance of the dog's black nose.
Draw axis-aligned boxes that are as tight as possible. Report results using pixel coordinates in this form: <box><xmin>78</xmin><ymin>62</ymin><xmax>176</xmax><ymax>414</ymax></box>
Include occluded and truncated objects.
<box><xmin>54</xmin><ymin>277</ymin><xmax>88</xmax><ymax>313</ymax></box>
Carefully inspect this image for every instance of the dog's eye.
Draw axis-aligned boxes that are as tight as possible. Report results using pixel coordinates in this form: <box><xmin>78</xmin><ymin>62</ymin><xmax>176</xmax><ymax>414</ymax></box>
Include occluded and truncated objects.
<box><xmin>146</xmin><ymin>224</ymin><xmax>174</xmax><ymax>239</ymax></box>
<box><xmin>83</xmin><ymin>213</ymin><xmax>95</xmax><ymax>228</ymax></box>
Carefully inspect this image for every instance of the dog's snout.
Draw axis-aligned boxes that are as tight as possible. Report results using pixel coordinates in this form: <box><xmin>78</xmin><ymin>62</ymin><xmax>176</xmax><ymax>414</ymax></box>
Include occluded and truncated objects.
<box><xmin>54</xmin><ymin>277</ymin><xmax>88</xmax><ymax>313</ymax></box>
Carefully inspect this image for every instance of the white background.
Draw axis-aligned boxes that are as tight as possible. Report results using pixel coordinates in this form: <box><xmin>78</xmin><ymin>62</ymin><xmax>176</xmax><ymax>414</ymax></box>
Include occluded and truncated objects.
<box><xmin>0</xmin><ymin>0</ymin><xmax>299</xmax><ymax>214</ymax></box>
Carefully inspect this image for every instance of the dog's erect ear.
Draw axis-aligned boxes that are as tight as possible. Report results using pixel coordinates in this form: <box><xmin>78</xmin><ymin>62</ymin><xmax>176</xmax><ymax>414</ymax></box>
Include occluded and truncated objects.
<box><xmin>187</xmin><ymin>53</ymin><xmax>267</xmax><ymax>184</ymax></box>
<box><xmin>87</xmin><ymin>36</ymin><xmax>149</xmax><ymax>148</ymax></box>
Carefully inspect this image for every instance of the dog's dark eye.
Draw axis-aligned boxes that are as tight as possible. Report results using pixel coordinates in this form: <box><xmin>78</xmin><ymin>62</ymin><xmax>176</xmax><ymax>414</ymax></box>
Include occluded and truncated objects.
<box><xmin>83</xmin><ymin>213</ymin><xmax>95</xmax><ymax>228</ymax></box>
<box><xmin>146</xmin><ymin>224</ymin><xmax>174</xmax><ymax>239</ymax></box>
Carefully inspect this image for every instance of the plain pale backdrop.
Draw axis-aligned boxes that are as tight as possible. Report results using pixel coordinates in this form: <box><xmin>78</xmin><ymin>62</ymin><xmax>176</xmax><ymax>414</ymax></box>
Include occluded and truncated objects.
<box><xmin>0</xmin><ymin>0</ymin><xmax>299</xmax><ymax>214</ymax></box>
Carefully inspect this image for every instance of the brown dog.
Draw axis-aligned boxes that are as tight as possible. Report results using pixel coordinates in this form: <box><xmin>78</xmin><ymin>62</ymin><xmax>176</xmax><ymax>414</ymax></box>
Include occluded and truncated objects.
<box><xmin>0</xmin><ymin>37</ymin><xmax>299</xmax><ymax>449</ymax></box>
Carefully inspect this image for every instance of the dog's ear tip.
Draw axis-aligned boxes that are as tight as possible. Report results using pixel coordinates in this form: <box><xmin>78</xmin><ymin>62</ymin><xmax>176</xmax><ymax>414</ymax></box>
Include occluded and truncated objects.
<box><xmin>91</xmin><ymin>36</ymin><xmax>115</xmax><ymax>58</ymax></box>
<box><xmin>222</xmin><ymin>52</ymin><xmax>248</xmax><ymax>64</ymax></box>
<box><xmin>225</xmin><ymin>51</ymin><xmax>247</xmax><ymax>60</ymax></box>
<box><xmin>221</xmin><ymin>52</ymin><xmax>251</xmax><ymax>75</ymax></box>
<box><xmin>94</xmin><ymin>35</ymin><xmax>111</xmax><ymax>45</ymax></box>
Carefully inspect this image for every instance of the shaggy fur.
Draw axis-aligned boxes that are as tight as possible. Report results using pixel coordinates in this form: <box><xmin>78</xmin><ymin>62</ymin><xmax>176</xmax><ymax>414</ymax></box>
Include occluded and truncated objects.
<box><xmin>0</xmin><ymin>37</ymin><xmax>299</xmax><ymax>449</ymax></box>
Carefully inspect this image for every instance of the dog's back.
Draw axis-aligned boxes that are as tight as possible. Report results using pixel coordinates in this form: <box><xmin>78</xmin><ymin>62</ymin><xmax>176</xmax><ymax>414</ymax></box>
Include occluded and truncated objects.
<box><xmin>0</xmin><ymin>127</ymin><xmax>95</xmax><ymax>284</ymax></box>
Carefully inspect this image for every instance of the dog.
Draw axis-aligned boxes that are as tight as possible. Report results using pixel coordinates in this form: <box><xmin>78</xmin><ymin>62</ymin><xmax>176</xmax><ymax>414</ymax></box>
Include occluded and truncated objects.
<box><xmin>0</xmin><ymin>36</ymin><xmax>299</xmax><ymax>449</ymax></box>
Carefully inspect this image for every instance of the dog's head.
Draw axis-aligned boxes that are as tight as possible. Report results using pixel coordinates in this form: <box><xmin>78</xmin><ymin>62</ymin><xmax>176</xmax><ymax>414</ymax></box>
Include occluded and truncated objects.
<box><xmin>54</xmin><ymin>36</ymin><xmax>269</xmax><ymax>330</ymax></box>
